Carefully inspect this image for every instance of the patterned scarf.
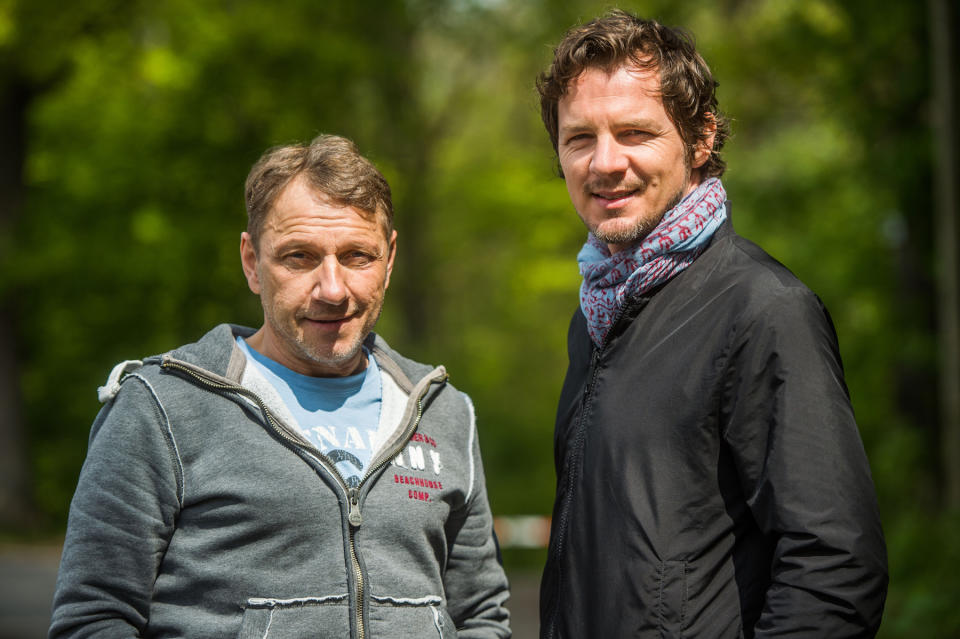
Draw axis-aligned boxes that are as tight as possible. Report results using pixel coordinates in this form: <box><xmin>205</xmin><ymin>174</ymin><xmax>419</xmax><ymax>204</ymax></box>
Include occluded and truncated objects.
<box><xmin>578</xmin><ymin>177</ymin><xmax>727</xmax><ymax>346</ymax></box>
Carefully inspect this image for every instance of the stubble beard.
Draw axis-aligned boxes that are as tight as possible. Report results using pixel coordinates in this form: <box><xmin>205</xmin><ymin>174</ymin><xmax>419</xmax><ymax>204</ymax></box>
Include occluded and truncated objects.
<box><xmin>269</xmin><ymin>299</ymin><xmax>384</xmax><ymax>375</ymax></box>
<box><xmin>591</xmin><ymin>185</ymin><xmax>685</xmax><ymax>247</ymax></box>
<box><xmin>587</xmin><ymin>162</ymin><xmax>692</xmax><ymax>248</ymax></box>
<box><xmin>301</xmin><ymin>305</ymin><xmax>379</xmax><ymax>369</ymax></box>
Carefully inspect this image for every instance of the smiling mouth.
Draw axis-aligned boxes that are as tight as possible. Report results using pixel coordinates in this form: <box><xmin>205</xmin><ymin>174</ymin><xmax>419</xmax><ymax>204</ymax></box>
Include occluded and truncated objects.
<box><xmin>302</xmin><ymin>314</ymin><xmax>355</xmax><ymax>328</ymax></box>
<box><xmin>592</xmin><ymin>189</ymin><xmax>639</xmax><ymax>208</ymax></box>
<box><xmin>594</xmin><ymin>189</ymin><xmax>637</xmax><ymax>199</ymax></box>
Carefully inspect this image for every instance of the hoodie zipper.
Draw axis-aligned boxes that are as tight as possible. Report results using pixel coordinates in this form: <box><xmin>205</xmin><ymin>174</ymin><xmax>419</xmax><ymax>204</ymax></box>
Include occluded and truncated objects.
<box><xmin>160</xmin><ymin>357</ymin><xmax>446</xmax><ymax>639</ymax></box>
<box><xmin>347</xmin><ymin>382</ymin><xmax>434</xmax><ymax>639</ymax></box>
<box><xmin>346</xmin><ymin>487</ymin><xmax>365</xmax><ymax>639</ymax></box>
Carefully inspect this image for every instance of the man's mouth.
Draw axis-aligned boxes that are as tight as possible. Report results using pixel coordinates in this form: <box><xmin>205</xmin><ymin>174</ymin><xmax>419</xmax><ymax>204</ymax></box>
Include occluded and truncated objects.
<box><xmin>591</xmin><ymin>189</ymin><xmax>639</xmax><ymax>208</ymax></box>
<box><xmin>302</xmin><ymin>314</ymin><xmax>355</xmax><ymax>328</ymax></box>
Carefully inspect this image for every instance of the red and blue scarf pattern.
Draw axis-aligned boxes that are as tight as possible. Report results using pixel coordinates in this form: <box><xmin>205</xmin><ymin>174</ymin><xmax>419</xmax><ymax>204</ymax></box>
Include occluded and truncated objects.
<box><xmin>577</xmin><ymin>177</ymin><xmax>727</xmax><ymax>346</ymax></box>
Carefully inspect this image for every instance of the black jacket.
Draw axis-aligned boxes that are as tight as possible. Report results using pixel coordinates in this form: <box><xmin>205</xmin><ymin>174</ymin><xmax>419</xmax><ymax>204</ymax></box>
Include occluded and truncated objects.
<box><xmin>540</xmin><ymin>220</ymin><xmax>887</xmax><ymax>638</ymax></box>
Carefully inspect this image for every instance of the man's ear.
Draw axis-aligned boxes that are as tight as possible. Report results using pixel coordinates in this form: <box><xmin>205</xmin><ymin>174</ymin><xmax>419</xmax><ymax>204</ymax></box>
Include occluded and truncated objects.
<box><xmin>240</xmin><ymin>232</ymin><xmax>261</xmax><ymax>295</ymax></box>
<box><xmin>384</xmin><ymin>229</ymin><xmax>397</xmax><ymax>290</ymax></box>
<box><xmin>691</xmin><ymin>113</ymin><xmax>717</xmax><ymax>170</ymax></box>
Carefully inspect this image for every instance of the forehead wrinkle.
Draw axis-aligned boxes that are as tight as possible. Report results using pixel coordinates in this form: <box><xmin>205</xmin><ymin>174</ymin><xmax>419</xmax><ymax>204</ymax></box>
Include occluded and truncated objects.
<box><xmin>262</xmin><ymin>215</ymin><xmax>389</xmax><ymax>260</ymax></box>
<box><xmin>560</xmin><ymin>67</ymin><xmax>672</xmax><ymax>127</ymax></box>
<box><xmin>301</xmin><ymin>181</ymin><xmax>390</xmax><ymax>236</ymax></box>
<box><xmin>564</xmin><ymin>66</ymin><xmax>662</xmax><ymax>109</ymax></box>
<box><xmin>261</xmin><ymin>175</ymin><xmax>392</xmax><ymax>249</ymax></box>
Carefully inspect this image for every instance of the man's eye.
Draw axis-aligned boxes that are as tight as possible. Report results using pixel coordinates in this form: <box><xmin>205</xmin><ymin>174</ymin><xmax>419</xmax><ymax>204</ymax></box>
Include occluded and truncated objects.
<box><xmin>342</xmin><ymin>251</ymin><xmax>374</xmax><ymax>266</ymax></box>
<box><xmin>564</xmin><ymin>133</ymin><xmax>590</xmax><ymax>145</ymax></box>
<box><xmin>282</xmin><ymin>252</ymin><xmax>310</xmax><ymax>266</ymax></box>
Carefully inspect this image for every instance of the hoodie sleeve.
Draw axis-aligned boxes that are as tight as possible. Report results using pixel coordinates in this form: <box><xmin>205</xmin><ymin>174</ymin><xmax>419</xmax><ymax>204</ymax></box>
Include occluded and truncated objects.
<box><xmin>721</xmin><ymin>286</ymin><xmax>888</xmax><ymax>637</ymax></box>
<box><xmin>441</xmin><ymin>393</ymin><xmax>511</xmax><ymax>638</ymax></box>
<box><xmin>49</xmin><ymin>373</ymin><xmax>182</xmax><ymax>638</ymax></box>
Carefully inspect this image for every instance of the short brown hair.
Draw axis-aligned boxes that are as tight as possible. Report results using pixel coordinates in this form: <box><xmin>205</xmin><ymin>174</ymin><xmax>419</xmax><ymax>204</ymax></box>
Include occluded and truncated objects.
<box><xmin>537</xmin><ymin>10</ymin><xmax>729</xmax><ymax>178</ymax></box>
<box><xmin>244</xmin><ymin>134</ymin><xmax>393</xmax><ymax>248</ymax></box>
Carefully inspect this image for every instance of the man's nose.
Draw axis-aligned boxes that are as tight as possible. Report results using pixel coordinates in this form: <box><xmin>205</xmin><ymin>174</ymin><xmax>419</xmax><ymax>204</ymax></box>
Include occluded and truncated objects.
<box><xmin>311</xmin><ymin>257</ymin><xmax>348</xmax><ymax>305</ymax></box>
<box><xmin>590</xmin><ymin>135</ymin><xmax>628</xmax><ymax>175</ymax></box>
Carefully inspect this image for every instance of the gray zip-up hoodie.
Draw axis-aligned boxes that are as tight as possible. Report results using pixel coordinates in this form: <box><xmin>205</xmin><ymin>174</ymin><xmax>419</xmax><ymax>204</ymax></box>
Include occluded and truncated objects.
<box><xmin>50</xmin><ymin>324</ymin><xmax>511</xmax><ymax>638</ymax></box>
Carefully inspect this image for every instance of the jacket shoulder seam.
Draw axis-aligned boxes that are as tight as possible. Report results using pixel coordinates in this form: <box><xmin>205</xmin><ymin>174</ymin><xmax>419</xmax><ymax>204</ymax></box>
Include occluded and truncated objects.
<box><xmin>124</xmin><ymin>372</ymin><xmax>185</xmax><ymax>505</ymax></box>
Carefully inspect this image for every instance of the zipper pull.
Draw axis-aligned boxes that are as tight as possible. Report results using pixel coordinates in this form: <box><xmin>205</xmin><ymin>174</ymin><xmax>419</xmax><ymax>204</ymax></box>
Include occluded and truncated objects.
<box><xmin>348</xmin><ymin>488</ymin><xmax>363</xmax><ymax>527</ymax></box>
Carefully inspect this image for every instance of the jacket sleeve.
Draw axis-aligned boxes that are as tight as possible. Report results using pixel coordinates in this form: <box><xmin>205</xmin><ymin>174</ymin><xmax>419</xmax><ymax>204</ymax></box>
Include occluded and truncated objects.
<box><xmin>441</xmin><ymin>394</ymin><xmax>511</xmax><ymax>638</ymax></box>
<box><xmin>721</xmin><ymin>286</ymin><xmax>888</xmax><ymax>637</ymax></box>
<box><xmin>49</xmin><ymin>374</ymin><xmax>182</xmax><ymax>638</ymax></box>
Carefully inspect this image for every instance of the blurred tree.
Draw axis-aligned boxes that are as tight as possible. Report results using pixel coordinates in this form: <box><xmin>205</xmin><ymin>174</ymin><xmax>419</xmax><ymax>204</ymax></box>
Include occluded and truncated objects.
<box><xmin>2</xmin><ymin>0</ymin><xmax>958</xmax><ymax>633</ymax></box>
<box><xmin>0</xmin><ymin>0</ymin><xmax>138</xmax><ymax>528</ymax></box>
<box><xmin>929</xmin><ymin>0</ymin><xmax>959</xmax><ymax>510</ymax></box>
<box><xmin>6</xmin><ymin>0</ymin><xmax>447</xmax><ymax>522</ymax></box>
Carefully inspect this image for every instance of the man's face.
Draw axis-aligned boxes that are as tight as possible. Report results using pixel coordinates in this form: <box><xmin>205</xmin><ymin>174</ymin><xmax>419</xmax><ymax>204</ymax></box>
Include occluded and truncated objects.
<box><xmin>557</xmin><ymin>65</ymin><xmax>712</xmax><ymax>253</ymax></box>
<box><xmin>240</xmin><ymin>175</ymin><xmax>396</xmax><ymax>377</ymax></box>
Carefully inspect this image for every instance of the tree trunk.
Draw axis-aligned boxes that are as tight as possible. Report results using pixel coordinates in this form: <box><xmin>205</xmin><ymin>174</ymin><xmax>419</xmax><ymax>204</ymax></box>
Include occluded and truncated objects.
<box><xmin>0</xmin><ymin>75</ymin><xmax>35</xmax><ymax>528</ymax></box>
<box><xmin>930</xmin><ymin>0</ymin><xmax>960</xmax><ymax>510</ymax></box>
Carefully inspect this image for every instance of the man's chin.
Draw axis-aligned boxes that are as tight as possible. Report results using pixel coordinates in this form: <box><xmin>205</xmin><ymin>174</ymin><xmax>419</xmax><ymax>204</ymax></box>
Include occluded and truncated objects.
<box><xmin>295</xmin><ymin>340</ymin><xmax>367</xmax><ymax>375</ymax></box>
<box><xmin>594</xmin><ymin>222</ymin><xmax>656</xmax><ymax>248</ymax></box>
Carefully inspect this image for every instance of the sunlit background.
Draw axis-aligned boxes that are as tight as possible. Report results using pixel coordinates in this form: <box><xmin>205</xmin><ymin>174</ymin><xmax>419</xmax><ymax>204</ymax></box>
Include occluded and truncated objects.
<box><xmin>1</xmin><ymin>0</ymin><xmax>958</xmax><ymax>636</ymax></box>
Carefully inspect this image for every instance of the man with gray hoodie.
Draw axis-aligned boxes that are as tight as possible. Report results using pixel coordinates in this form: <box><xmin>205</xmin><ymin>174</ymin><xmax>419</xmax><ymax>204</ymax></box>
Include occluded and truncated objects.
<box><xmin>50</xmin><ymin>134</ymin><xmax>511</xmax><ymax>638</ymax></box>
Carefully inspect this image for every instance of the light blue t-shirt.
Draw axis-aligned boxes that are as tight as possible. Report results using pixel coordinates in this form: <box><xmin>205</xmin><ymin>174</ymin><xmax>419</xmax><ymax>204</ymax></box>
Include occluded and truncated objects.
<box><xmin>237</xmin><ymin>337</ymin><xmax>382</xmax><ymax>487</ymax></box>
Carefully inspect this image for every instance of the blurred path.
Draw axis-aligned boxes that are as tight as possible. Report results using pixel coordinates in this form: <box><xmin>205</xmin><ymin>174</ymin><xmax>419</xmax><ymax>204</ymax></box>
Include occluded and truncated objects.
<box><xmin>0</xmin><ymin>544</ymin><xmax>60</xmax><ymax>639</ymax></box>
<box><xmin>0</xmin><ymin>544</ymin><xmax>541</xmax><ymax>638</ymax></box>
<box><xmin>505</xmin><ymin>571</ymin><xmax>540</xmax><ymax>639</ymax></box>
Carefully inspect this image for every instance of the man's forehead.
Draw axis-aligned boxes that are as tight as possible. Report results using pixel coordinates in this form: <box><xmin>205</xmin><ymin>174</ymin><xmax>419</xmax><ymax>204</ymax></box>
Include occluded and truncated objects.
<box><xmin>264</xmin><ymin>178</ymin><xmax>390</xmax><ymax>237</ymax></box>
<box><xmin>558</xmin><ymin>64</ymin><xmax>665</xmax><ymax>128</ymax></box>
<box><xmin>565</xmin><ymin>62</ymin><xmax>661</xmax><ymax>96</ymax></box>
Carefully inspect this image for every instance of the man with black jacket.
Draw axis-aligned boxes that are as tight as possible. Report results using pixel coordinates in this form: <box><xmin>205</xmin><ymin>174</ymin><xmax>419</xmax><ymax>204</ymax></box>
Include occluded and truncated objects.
<box><xmin>536</xmin><ymin>10</ymin><xmax>887</xmax><ymax>638</ymax></box>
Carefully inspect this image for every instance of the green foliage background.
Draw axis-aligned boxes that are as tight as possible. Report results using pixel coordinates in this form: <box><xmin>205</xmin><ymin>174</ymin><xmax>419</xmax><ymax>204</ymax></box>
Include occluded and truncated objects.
<box><xmin>2</xmin><ymin>0</ymin><xmax>957</xmax><ymax>635</ymax></box>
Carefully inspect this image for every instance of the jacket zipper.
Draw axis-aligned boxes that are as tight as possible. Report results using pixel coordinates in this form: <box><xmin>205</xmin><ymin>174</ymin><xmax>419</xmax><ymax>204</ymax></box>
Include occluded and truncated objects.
<box><xmin>544</xmin><ymin>347</ymin><xmax>601</xmax><ymax>639</ymax></box>
<box><xmin>160</xmin><ymin>357</ymin><xmax>446</xmax><ymax>639</ymax></box>
<box><xmin>347</xmin><ymin>487</ymin><xmax>365</xmax><ymax>639</ymax></box>
<box><xmin>346</xmin><ymin>384</ymin><xmax>434</xmax><ymax>639</ymax></box>
<box><xmin>544</xmin><ymin>299</ymin><xmax>642</xmax><ymax>639</ymax></box>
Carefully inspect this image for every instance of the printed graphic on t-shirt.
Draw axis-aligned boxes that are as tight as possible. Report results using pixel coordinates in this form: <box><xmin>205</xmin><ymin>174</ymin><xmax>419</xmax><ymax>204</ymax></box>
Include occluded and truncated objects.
<box><xmin>391</xmin><ymin>431</ymin><xmax>445</xmax><ymax>502</ymax></box>
<box><xmin>303</xmin><ymin>423</ymin><xmax>389</xmax><ymax>487</ymax></box>
<box><xmin>236</xmin><ymin>337</ymin><xmax>383</xmax><ymax>487</ymax></box>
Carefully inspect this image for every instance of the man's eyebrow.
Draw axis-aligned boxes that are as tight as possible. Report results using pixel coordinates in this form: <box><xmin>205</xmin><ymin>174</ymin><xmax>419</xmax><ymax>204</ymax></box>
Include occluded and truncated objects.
<box><xmin>559</xmin><ymin>118</ymin><xmax>664</xmax><ymax>138</ymax></box>
<box><xmin>558</xmin><ymin>122</ymin><xmax>592</xmax><ymax>139</ymax></box>
<box><xmin>619</xmin><ymin>118</ymin><xmax>661</xmax><ymax>130</ymax></box>
<box><xmin>272</xmin><ymin>238</ymin><xmax>310</xmax><ymax>251</ymax></box>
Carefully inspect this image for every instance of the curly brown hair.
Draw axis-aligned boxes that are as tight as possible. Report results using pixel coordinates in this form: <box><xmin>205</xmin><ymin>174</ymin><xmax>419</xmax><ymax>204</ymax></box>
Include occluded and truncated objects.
<box><xmin>244</xmin><ymin>134</ymin><xmax>393</xmax><ymax>249</ymax></box>
<box><xmin>537</xmin><ymin>10</ymin><xmax>729</xmax><ymax>178</ymax></box>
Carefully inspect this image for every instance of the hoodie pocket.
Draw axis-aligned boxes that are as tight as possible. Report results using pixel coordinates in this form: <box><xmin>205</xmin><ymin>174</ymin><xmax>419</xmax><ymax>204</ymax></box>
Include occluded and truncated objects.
<box><xmin>657</xmin><ymin>560</ymin><xmax>688</xmax><ymax>638</ymax></box>
<box><xmin>237</xmin><ymin>595</ymin><xmax>350</xmax><ymax>638</ymax></box>
<box><xmin>367</xmin><ymin>595</ymin><xmax>457</xmax><ymax>639</ymax></box>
